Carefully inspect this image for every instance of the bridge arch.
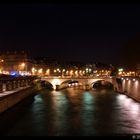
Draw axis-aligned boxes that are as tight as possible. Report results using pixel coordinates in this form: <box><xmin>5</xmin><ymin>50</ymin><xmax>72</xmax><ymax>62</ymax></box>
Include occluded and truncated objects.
<box><xmin>91</xmin><ymin>79</ymin><xmax>114</xmax><ymax>89</ymax></box>
<box><xmin>43</xmin><ymin>78</ymin><xmax>84</xmax><ymax>90</ymax></box>
<box><xmin>35</xmin><ymin>80</ymin><xmax>53</xmax><ymax>90</ymax></box>
<box><xmin>58</xmin><ymin>80</ymin><xmax>83</xmax><ymax>89</ymax></box>
<box><xmin>43</xmin><ymin>81</ymin><xmax>53</xmax><ymax>90</ymax></box>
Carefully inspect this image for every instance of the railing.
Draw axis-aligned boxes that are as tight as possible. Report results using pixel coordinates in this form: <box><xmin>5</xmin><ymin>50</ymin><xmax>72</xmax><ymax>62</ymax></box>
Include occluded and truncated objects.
<box><xmin>0</xmin><ymin>76</ymin><xmax>37</xmax><ymax>93</ymax></box>
<box><xmin>40</xmin><ymin>75</ymin><xmax>113</xmax><ymax>79</ymax></box>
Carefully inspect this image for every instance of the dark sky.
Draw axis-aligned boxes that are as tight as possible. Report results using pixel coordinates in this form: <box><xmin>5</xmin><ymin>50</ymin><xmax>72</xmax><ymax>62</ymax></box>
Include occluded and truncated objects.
<box><xmin>0</xmin><ymin>4</ymin><xmax>140</xmax><ymax>67</ymax></box>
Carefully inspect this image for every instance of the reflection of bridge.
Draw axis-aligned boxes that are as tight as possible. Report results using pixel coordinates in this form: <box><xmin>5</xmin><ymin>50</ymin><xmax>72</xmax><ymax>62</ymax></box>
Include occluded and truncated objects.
<box><xmin>40</xmin><ymin>76</ymin><xmax>121</xmax><ymax>90</ymax></box>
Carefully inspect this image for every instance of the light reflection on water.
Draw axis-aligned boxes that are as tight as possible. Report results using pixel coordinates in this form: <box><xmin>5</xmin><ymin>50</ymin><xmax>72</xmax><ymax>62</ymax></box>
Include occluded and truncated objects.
<box><xmin>81</xmin><ymin>91</ymin><xmax>95</xmax><ymax>135</ymax></box>
<box><xmin>117</xmin><ymin>94</ymin><xmax>140</xmax><ymax>121</ymax></box>
<box><xmin>0</xmin><ymin>88</ymin><xmax>140</xmax><ymax>135</ymax></box>
<box><xmin>50</xmin><ymin>91</ymin><xmax>69</xmax><ymax>136</ymax></box>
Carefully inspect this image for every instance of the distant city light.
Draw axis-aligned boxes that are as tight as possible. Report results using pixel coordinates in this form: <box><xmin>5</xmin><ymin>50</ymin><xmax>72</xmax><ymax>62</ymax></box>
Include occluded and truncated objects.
<box><xmin>93</xmin><ymin>70</ymin><xmax>97</xmax><ymax>73</ymax></box>
<box><xmin>46</xmin><ymin>69</ymin><xmax>50</xmax><ymax>75</ymax></box>
<box><xmin>118</xmin><ymin>68</ymin><xmax>123</xmax><ymax>72</ymax></box>
<box><xmin>21</xmin><ymin>63</ymin><xmax>25</xmax><ymax>67</ymax></box>
<box><xmin>0</xmin><ymin>59</ymin><xmax>4</xmax><ymax>63</ymax></box>
<box><xmin>86</xmin><ymin>68</ymin><xmax>89</xmax><ymax>71</ymax></box>
<box><xmin>133</xmin><ymin>79</ymin><xmax>136</xmax><ymax>81</ymax></box>
<box><xmin>38</xmin><ymin>69</ymin><xmax>43</xmax><ymax>74</ymax></box>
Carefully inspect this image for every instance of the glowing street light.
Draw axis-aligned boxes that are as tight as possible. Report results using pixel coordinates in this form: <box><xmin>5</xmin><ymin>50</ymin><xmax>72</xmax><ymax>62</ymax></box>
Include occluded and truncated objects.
<box><xmin>32</xmin><ymin>67</ymin><xmax>35</xmax><ymax>72</ymax></box>
<box><xmin>19</xmin><ymin>62</ymin><xmax>26</xmax><ymax>72</ymax></box>
<box><xmin>32</xmin><ymin>67</ymin><xmax>34</xmax><ymax>71</ymax></box>
<box><xmin>83</xmin><ymin>70</ymin><xmax>85</xmax><ymax>74</ymax></box>
<box><xmin>75</xmin><ymin>70</ymin><xmax>78</xmax><ymax>76</ymax></box>
<box><xmin>0</xmin><ymin>59</ymin><xmax>4</xmax><ymax>63</ymax></box>
<box><xmin>38</xmin><ymin>68</ymin><xmax>43</xmax><ymax>74</ymax></box>
<box><xmin>0</xmin><ymin>69</ymin><xmax>2</xmax><ymax>74</ymax></box>
<box><xmin>89</xmin><ymin>68</ymin><xmax>92</xmax><ymax>73</ymax></box>
<box><xmin>21</xmin><ymin>63</ymin><xmax>25</xmax><ymax>67</ymax></box>
<box><xmin>31</xmin><ymin>67</ymin><xmax>36</xmax><ymax>75</ymax></box>
<box><xmin>46</xmin><ymin>69</ymin><xmax>50</xmax><ymax>75</ymax></box>
<box><xmin>70</xmin><ymin>70</ymin><xmax>73</xmax><ymax>76</ymax></box>
<box><xmin>118</xmin><ymin>68</ymin><xmax>124</xmax><ymax>72</ymax></box>
<box><xmin>57</xmin><ymin>68</ymin><xmax>61</xmax><ymax>72</ymax></box>
<box><xmin>133</xmin><ymin>79</ymin><xmax>136</xmax><ymax>82</ymax></box>
<box><xmin>66</xmin><ymin>70</ymin><xmax>69</xmax><ymax>75</ymax></box>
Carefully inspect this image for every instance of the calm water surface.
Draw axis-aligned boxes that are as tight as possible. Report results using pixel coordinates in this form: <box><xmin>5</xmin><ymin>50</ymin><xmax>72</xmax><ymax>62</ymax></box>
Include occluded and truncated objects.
<box><xmin>0</xmin><ymin>88</ymin><xmax>140</xmax><ymax>136</ymax></box>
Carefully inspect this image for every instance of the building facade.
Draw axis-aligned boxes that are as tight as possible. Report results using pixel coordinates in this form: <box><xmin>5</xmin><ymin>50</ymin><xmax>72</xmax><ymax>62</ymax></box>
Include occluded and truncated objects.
<box><xmin>0</xmin><ymin>51</ymin><xmax>34</xmax><ymax>75</ymax></box>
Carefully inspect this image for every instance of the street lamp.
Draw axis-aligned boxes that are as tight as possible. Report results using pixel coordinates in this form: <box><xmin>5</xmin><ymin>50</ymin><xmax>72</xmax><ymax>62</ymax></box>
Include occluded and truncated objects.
<box><xmin>75</xmin><ymin>70</ymin><xmax>78</xmax><ymax>77</ymax></box>
<box><xmin>31</xmin><ymin>67</ymin><xmax>37</xmax><ymax>75</ymax></box>
<box><xmin>86</xmin><ymin>68</ymin><xmax>89</xmax><ymax>77</ymax></box>
<box><xmin>70</xmin><ymin>70</ymin><xmax>73</xmax><ymax>77</ymax></box>
<box><xmin>118</xmin><ymin>68</ymin><xmax>124</xmax><ymax>72</ymax></box>
<box><xmin>38</xmin><ymin>68</ymin><xmax>43</xmax><ymax>75</ymax></box>
<box><xmin>66</xmin><ymin>70</ymin><xmax>69</xmax><ymax>76</ymax></box>
<box><xmin>21</xmin><ymin>63</ymin><xmax>25</xmax><ymax>67</ymax></box>
<box><xmin>62</xmin><ymin>69</ymin><xmax>66</xmax><ymax>77</ymax></box>
<box><xmin>46</xmin><ymin>69</ymin><xmax>50</xmax><ymax>76</ymax></box>
<box><xmin>19</xmin><ymin>62</ymin><xmax>26</xmax><ymax>72</ymax></box>
<box><xmin>0</xmin><ymin>59</ymin><xmax>4</xmax><ymax>63</ymax></box>
<box><xmin>0</xmin><ymin>59</ymin><xmax>4</xmax><ymax>74</ymax></box>
<box><xmin>118</xmin><ymin>68</ymin><xmax>124</xmax><ymax>76</ymax></box>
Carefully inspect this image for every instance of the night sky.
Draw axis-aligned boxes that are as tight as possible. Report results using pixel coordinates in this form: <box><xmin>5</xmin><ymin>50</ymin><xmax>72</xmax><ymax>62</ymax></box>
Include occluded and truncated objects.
<box><xmin>0</xmin><ymin>4</ymin><xmax>140</xmax><ymax>67</ymax></box>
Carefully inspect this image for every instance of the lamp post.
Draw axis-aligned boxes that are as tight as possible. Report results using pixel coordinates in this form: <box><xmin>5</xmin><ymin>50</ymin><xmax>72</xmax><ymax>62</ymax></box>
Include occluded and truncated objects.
<box><xmin>46</xmin><ymin>69</ymin><xmax>50</xmax><ymax>76</ymax></box>
<box><xmin>0</xmin><ymin>59</ymin><xmax>4</xmax><ymax>74</ymax></box>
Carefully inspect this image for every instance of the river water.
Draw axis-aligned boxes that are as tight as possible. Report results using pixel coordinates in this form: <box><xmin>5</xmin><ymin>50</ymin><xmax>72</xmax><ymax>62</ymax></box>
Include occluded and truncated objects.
<box><xmin>0</xmin><ymin>88</ymin><xmax>140</xmax><ymax>136</ymax></box>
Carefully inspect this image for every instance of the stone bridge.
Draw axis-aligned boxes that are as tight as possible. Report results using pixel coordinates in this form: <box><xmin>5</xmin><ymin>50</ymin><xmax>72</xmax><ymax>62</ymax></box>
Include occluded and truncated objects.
<box><xmin>40</xmin><ymin>76</ymin><xmax>121</xmax><ymax>91</ymax></box>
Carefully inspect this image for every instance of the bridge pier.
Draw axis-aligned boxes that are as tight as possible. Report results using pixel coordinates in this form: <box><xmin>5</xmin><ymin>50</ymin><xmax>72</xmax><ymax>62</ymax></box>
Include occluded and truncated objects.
<box><xmin>55</xmin><ymin>85</ymin><xmax>60</xmax><ymax>90</ymax></box>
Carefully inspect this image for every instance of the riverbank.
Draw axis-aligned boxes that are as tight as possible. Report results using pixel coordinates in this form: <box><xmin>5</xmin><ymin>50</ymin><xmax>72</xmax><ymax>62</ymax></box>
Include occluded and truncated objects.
<box><xmin>0</xmin><ymin>86</ymin><xmax>38</xmax><ymax>114</ymax></box>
